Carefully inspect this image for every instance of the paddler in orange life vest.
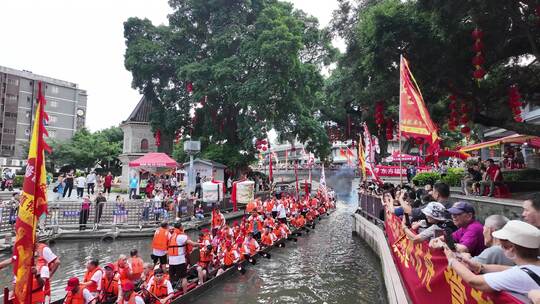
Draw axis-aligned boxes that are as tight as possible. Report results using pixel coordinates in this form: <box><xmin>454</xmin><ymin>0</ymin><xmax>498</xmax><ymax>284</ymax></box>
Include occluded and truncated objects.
<box><xmin>30</xmin><ymin>260</ymin><xmax>50</xmax><ymax>304</ymax></box>
<box><xmin>145</xmin><ymin>268</ymin><xmax>173</xmax><ymax>304</ymax></box>
<box><xmin>216</xmin><ymin>241</ymin><xmax>240</xmax><ymax>275</ymax></box>
<box><xmin>140</xmin><ymin>263</ymin><xmax>154</xmax><ymax>290</ymax></box>
<box><xmin>196</xmin><ymin>244</ymin><xmax>214</xmax><ymax>286</ymax></box>
<box><xmin>247</xmin><ymin>210</ymin><xmax>263</xmax><ymax>240</ymax></box>
<box><xmin>118</xmin><ymin>281</ymin><xmax>144</xmax><ymax>304</ymax></box>
<box><xmin>63</xmin><ymin>277</ymin><xmax>95</xmax><ymax>304</ymax></box>
<box><xmin>114</xmin><ymin>254</ymin><xmax>132</xmax><ymax>284</ymax></box>
<box><xmin>82</xmin><ymin>259</ymin><xmax>103</xmax><ymax>297</ymax></box>
<box><xmin>98</xmin><ymin>263</ymin><xmax>119</xmax><ymax>304</ymax></box>
<box><xmin>36</xmin><ymin>242</ymin><xmax>60</xmax><ymax>303</ymax></box>
<box><xmin>260</xmin><ymin>226</ymin><xmax>276</xmax><ymax>247</ymax></box>
<box><xmin>211</xmin><ymin>208</ymin><xmax>226</xmax><ymax>236</ymax></box>
<box><xmin>242</xmin><ymin>232</ymin><xmax>260</xmax><ymax>260</ymax></box>
<box><xmin>168</xmin><ymin>222</ymin><xmax>203</xmax><ymax>294</ymax></box>
<box><xmin>128</xmin><ymin>249</ymin><xmax>144</xmax><ymax>282</ymax></box>
<box><xmin>151</xmin><ymin>222</ymin><xmax>170</xmax><ymax>266</ymax></box>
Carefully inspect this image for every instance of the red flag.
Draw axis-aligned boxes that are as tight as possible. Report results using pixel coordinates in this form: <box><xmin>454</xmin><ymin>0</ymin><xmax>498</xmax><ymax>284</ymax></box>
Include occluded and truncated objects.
<box><xmin>399</xmin><ymin>56</ymin><xmax>439</xmax><ymax>153</ymax></box>
<box><xmin>269</xmin><ymin>152</ymin><xmax>273</xmax><ymax>183</ymax></box>
<box><xmin>294</xmin><ymin>163</ymin><xmax>299</xmax><ymax>199</ymax></box>
<box><xmin>13</xmin><ymin>82</ymin><xmax>49</xmax><ymax>304</ymax></box>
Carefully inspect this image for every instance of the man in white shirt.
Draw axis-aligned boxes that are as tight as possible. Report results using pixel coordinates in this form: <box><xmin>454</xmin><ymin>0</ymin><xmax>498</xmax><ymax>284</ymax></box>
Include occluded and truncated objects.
<box><xmin>276</xmin><ymin>200</ymin><xmax>288</xmax><ymax>224</ymax></box>
<box><xmin>146</xmin><ymin>269</ymin><xmax>174</xmax><ymax>303</ymax></box>
<box><xmin>168</xmin><ymin>222</ymin><xmax>203</xmax><ymax>293</ymax></box>
<box><xmin>86</xmin><ymin>171</ymin><xmax>97</xmax><ymax>195</ymax></box>
<box><xmin>64</xmin><ymin>277</ymin><xmax>95</xmax><ymax>304</ymax></box>
<box><xmin>76</xmin><ymin>175</ymin><xmax>86</xmax><ymax>199</ymax></box>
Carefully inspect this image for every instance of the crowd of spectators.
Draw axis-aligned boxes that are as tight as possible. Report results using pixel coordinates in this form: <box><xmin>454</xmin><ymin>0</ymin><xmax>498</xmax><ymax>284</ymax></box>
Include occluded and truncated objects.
<box><xmin>461</xmin><ymin>158</ymin><xmax>504</xmax><ymax>197</ymax></box>
<box><xmin>361</xmin><ymin>181</ymin><xmax>540</xmax><ymax>303</ymax></box>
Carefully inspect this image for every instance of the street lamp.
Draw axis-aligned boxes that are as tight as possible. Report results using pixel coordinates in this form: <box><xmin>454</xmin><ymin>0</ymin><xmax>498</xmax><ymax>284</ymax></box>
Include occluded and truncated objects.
<box><xmin>184</xmin><ymin>140</ymin><xmax>201</xmax><ymax>193</ymax></box>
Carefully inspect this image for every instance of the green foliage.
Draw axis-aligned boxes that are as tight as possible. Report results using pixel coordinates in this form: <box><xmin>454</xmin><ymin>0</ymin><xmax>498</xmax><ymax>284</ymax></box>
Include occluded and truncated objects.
<box><xmin>124</xmin><ymin>0</ymin><xmax>336</xmax><ymax>166</ymax></box>
<box><xmin>412</xmin><ymin>172</ymin><xmax>441</xmax><ymax>187</ymax></box>
<box><xmin>48</xmin><ymin>127</ymin><xmax>123</xmax><ymax>173</ymax></box>
<box><xmin>328</xmin><ymin>0</ymin><xmax>540</xmax><ymax>141</ymax></box>
<box><xmin>14</xmin><ymin>175</ymin><xmax>23</xmax><ymax>188</ymax></box>
<box><xmin>441</xmin><ymin>168</ymin><xmax>465</xmax><ymax>187</ymax></box>
<box><xmin>502</xmin><ymin>169</ymin><xmax>540</xmax><ymax>182</ymax></box>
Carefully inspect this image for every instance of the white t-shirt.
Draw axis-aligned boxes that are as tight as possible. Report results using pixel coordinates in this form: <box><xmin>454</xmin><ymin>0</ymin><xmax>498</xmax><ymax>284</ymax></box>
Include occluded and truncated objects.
<box><xmin>277</xmin><ymin>204</ymin><xmax>287</xmax><ymax>219</ymax></box>
<box><xmin>123</xmin><ymin>295</ymin><xmax>145</xmax><ymax>304</ymax></box>
<box><xmin>82</xmin><ymin>289</ymin><xmax>95</xmax><ymax>304</ymax></box>
<box><xmin>89</xmin><ymin>269</ymin><xmax>103</xmax><ymax>291</ymax></box>
<box><xmin>146</xmin><ymin>278</ymin><xmax>173</xmax><ymax>295</ymax></box>
<box><xmin>42</xmin><ymin>246</ymin><xmax>58</xmax><ymax>264</ymax></box>
<box><xmin>484</xmin><ymin>265</ymin><xmax>540</xmax><ymax>298</ymax></box>
<box><xmin>86</xmin><ymin>173</ymin><xmax>96</xmax><ymax>184</ymax></box>
<box><xmin>77</xmin><ymin>176</ymin><xmax>86</xmax><ymax>188</ymax></box>
<box><xmin>39</xmin><ymin>265</ymin><xmax>50</xmax><ymax>279</ymax></box>
<box><xmin>168</xmin><ymin>234</ymin><xmax>188</xmax><ymax>265</ymax></box>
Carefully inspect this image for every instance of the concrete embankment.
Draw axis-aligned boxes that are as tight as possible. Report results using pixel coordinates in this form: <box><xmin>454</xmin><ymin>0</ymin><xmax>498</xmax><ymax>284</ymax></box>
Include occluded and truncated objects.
<box><xmin>352</xmin><ymin>213</ymin><xmax>409</xmax><ymax>304</ymax></box>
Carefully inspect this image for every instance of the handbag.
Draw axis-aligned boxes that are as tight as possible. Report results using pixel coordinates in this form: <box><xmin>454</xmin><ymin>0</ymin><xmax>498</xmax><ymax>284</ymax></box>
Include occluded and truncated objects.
<box><xmin>521</xmin><ymin>267</ymin><xmax>540</xmax><ymax>287</ymax></box>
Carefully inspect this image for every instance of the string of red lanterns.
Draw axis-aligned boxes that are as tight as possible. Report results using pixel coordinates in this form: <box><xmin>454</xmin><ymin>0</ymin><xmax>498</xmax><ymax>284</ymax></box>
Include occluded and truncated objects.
<box><xmin>385</xmin><ymin>118</ymin><xmax>394</xmax><ymax>140</ymax></box>
<box><xmin>448</xmin><ymin>95</ymin><xmax>459</xmax><ymax>131</ymax></box>
<box><xmin>508</xmin><ymin>85</ymin><xmax>524</xmax><ymax>122</ymax></box>
<box><xmin>472</xmin><ymin>28</ymin><xmax>486</xmax><ymax>82</ymax></box>
<box><xmin>375</xmin><ymin>100</ymin><xmax>385</xmax><ymax>130</ymax></box>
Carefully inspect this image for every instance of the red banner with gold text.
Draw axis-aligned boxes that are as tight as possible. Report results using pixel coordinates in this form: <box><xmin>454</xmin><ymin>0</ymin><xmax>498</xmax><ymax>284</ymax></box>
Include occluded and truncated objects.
<box><xmin>384</xmin><ymin>210</ymin><xmax>522</xmax><ymax>304</ymax></box>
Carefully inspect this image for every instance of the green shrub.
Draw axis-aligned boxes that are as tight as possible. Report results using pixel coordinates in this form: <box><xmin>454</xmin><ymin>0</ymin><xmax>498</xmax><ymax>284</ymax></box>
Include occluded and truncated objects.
<box><xmin>502</xmin><ymin>169</ymin><xmax>540</xmax><ymax>182</ymax></box>
<box><xmin>413</xmin><ymin>172</ymin><xmax>441</xmax><ymax>186</ymax></box>
<box><xmin>111</xmin><ymin>187</ymin><xmax>127</xmax><ymax>194</ymax></box>
<box><xmin>13</xmin><ymin>175</ymin><xmax>24</xmax><ymax>188</ymax></box>
<box><xmin>441</xmin><ymin>168</ymin><xmax>465</xmax><ymax>187</ymax></box>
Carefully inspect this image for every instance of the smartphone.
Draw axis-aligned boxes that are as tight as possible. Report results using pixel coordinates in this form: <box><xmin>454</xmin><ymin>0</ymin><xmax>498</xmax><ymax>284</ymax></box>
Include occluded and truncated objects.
<box><xmin>444</xmin><ymin>228</ymin><xmax>456</xmax><ymax>251</ymax></box>
<box><xmin>434</xmin><ymin>229</ymin><xmax>444</xmax><ymax>238</ymax></box>
<box><xmin>404</xmin><ymin>213</ymin><xmax>411</xmax><ymax>228</ymax></box>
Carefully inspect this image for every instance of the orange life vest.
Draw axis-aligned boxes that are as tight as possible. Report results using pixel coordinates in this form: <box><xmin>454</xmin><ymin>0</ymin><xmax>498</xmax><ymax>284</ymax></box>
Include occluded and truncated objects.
<box><xmin>223</xmin><ymin>249</ymin><xmax>236</xmax><ymax>266</ymax></box>
<box><xmin>261</xmin><ymin>233</ymin><xmax>273</xmax><ymax>247</ymax></box>
<box><xmin>31</xmin><ymin>264</ymin><xmax>45</xmax><ymax>303</ymax></box>
<box><xmin>144</xmin><ymin>270</ymin><xmax>154</xmax><ymax>285</ymax></box>
<box><xmin>198</xmin><ymin>248</ymin><xmax>213</xmax><ymax>268</ymax></box>
<box><xmin>100</xmin><ymin>274</ymin><xmax>119</xmax><ymax>300</ymax></box>
<box><xmin>211</xmin><ymin>212</ymin><xmax>224</xmax><ymax>228</ymax></box>
<box><xmin>152</xmin><ymin>227</ymin><xmax>169</xmax><ymax>251</ymax></box>
<box><xmin>246</xmin><ymin>201</ymin><xmax>256</xmax><ymax>213</ymax></box>
<box><xmin>248</xmin><ymin>218</ymin><xmax>263</xmax><ymax>233</ymax></box>
<box><xmin>116</xmin><ymin>262</ymin><xmax>131</xmax><ymax>283</ymax></box>
<box><xmin>130</xmin><ymin>257</ymin><xmax>144</xmax><ymax>280</ymax></box>
<box><xmin>83</xmin><ymin>267</ymin><xmax>103</xmax><ymax>293</ymax></box>
<box><xmin>265</xmin><ymin>201</ymin><xmax>274</xmax><ymax>213</ymax></box>
<box><xmin>244</xmin><ymin>239</ymin><xmax>259</xmax><ymax>256</ymax></box>
<box><xmin>36</xmin><ymin>243</ymin><xmax>54</xmax><ymax>296</ymax></box>
<box><xmin>149</xmin><ymin>279</ymin><xmax>169</xmax><ymax>300</ymax></box>
<box><xmin>119</xmin><ymin>291</ymin><xmax>142</xmax><ymax>304</ymax></box>
<box><xmin>64</xmin><ymin>286</ymin><xmax>86</xmax><ymax>304</ymax></box>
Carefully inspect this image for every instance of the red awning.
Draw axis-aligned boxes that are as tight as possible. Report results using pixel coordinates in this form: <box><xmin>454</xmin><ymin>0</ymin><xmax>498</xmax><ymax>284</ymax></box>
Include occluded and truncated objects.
<box><xmin>384</xmin><ymin>151</ymin><xmax>423</xmax><ymax>163</ymax></box>
<box><xmin>459</xmin><ymin>134</ymin><xmax>540</xmax><ymax>152</ymax></box>
<box><xmin>129</xmin><ymin>152</ymin><xmax>178</xmax><ymax>168</ymax></box>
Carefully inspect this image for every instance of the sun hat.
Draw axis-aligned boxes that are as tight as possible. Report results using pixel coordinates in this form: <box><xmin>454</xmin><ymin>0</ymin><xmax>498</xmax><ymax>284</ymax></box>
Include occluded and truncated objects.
<box><xmin>421</xmin><ymin>202</ymin><xmax>447</xmax><ymax>221</ymax></box>
<box><xmin>492</xmin><ymin>220</ymin><xmax>540</xmax><ymax>249</ymax></box>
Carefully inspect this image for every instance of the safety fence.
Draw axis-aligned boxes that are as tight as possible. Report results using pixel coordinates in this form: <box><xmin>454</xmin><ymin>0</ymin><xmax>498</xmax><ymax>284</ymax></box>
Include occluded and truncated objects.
<box><xmin>0</xmin><ymin>191</ymin><xmax>271</xmax><ymax>234</ymax></box>
<box><xmin>357</xmin><ymin>193</ymin><xmax>384</xmax><ymax>226</ymax></box>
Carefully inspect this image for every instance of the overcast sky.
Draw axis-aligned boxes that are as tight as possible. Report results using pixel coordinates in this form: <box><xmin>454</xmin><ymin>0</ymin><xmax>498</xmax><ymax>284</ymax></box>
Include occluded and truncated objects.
<box><xmin>0</xmin><ymin>0</ymin><xmax>342</xmax><ymax>131</ymax></box>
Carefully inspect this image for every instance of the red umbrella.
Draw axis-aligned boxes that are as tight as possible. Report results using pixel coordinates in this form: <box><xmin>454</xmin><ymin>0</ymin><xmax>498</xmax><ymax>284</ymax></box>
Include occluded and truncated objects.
<box><xmin>129</xmin><ymin>152</ymin><xmax>178</xmax><ymax>168</ymax></box>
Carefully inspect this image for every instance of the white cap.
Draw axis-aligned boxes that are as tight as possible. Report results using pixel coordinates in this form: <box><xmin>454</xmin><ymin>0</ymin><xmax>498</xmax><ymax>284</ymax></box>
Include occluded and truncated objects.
<box><xmin>492</xmin><ymin>220</ymin><xmax>540</xmax><ymax>249</ymax></box>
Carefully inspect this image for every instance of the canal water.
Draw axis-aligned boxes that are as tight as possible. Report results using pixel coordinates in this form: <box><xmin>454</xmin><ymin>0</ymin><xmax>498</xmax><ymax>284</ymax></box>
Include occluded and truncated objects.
<box><xmin>0</xmin><ymin>178</ymin><xmax>387</xmax><ymax>303</ymax></box>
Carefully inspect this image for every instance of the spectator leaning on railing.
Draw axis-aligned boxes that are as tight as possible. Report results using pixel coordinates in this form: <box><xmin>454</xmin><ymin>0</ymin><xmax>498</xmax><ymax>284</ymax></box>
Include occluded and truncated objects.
<box><xmin>522</xmin><ymin>193</ymin><xmax>540</xmax><ymax>229</ymax></box>
<box><xmin>439</xmin><ymin>220</ymin><xmax>540</xmax><ymax>303</ymax></box>
<box><xmin>447</xmin><ymin>202</ymin><xmax>486</xmax><ymax>256</ymax></box>
<box><xmin>402</xmin><ymin>202</ymin><xmax>451</xmax><ymax>243</ymax></box>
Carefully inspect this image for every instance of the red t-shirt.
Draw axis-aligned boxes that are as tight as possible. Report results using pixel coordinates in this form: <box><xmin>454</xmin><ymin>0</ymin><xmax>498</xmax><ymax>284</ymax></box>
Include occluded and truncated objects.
<box><xmin>487</xmin><ymin>165</ymin><xmax>502</xmax><ymax>182</ymax></box>
<box><xmin>104</xmin><ymin>175</ymin><xmax>113</xmax><ymax>187</ymax></box>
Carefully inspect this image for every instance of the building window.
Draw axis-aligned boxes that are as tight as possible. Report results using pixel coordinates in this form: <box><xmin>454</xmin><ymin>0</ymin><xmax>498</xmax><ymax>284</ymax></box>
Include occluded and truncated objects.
<box><xmin>49</xmin><ymin>85</ymin><xmax>59</xmax><ymax>94</ymax></box>
<box><xmin>6</xmin><ymin>78</ymin><xmax>18</xmax><ymax>86</ymax></box>
<box><xmin>48</xmin><ymin>130</ymin><xmax>56</xmax><ymax>138</ymax></box>
<box><xmin>3</xmin><ymin>128</ymin><xmax>16</xmax><ymax>134</ymax></box>
<box><xmin>50</xmin><ymin>100</ymin><xmax>58</xmax><ymax>108</ymax></box>
<box><xmin>5</xmin><ymin>112</ymin><xmax>17</xmax><ymax>118</ymax></box>
<box><xmin>140</xmin><ymin>139</ymin><xmax>149</xmax><ymax>152</ymax></box>
<box><xmin>49</xmin><ymin>115</ymin><xmax>58</xmax><ymax>123</ymax></box>
<box><xmin>6</xmin><ymin>95</ymin><xmax>17</xmax><ymax>102</ymax></box>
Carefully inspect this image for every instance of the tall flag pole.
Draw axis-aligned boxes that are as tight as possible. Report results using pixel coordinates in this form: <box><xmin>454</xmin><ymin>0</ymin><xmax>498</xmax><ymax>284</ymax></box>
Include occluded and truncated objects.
<box><xmin>13</xmin><ymin>82</ymin><xmax>50</xmax><ymax>304</ymax></box>
<box><xmin>319</xmin><ymin>164</ymin><xmax>328</xmax><ymax>202</ymax></box>
<box><xmin>363</xmin><ymin>123</ymin><xmax>383</xmax><ymax>186</ymax></box>
<box><xmin>358</xmin><ymin>135</ymin><xmax>367</xmax><ymax>181</ymax></box>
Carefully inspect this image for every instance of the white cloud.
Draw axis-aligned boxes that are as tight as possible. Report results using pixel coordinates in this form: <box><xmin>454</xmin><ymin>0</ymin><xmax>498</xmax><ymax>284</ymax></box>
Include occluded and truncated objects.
<box><xmin>0</xmin><ymin>0</ymin><xmax>341</xmax><ymax>131</ymax></box>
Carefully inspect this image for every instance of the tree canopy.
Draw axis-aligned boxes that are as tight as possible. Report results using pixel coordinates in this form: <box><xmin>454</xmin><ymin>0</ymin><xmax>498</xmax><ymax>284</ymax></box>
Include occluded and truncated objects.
<box><xmin>48</xmin><ymin>127</ymin><xmax>123</xmax><ymax>173</ymax></box>
<box><xmin>124</xmin><ymin>0</ymin><xmax>337</xmax><ymax>168</ymax></box>
<box><xmin>327</xmin><ymin>0</ymin><xmax>540</xmax><ymax>142</ymax></box>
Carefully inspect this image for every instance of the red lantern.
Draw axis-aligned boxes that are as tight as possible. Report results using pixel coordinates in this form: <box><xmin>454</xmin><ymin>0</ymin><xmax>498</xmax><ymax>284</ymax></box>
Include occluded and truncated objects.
<box><xmin>262</xmin><ymin>146</ymin><xmax>267</xmax><ymax>152</ymax></box>
<box><xmin>415</xmin><ymin>138</ymin><xmax>423</xmax><ymax>145</ymax></box>
<box><xmin>186</xmin><ymin>82</ymin><xmax>193</xmax><ymax>93</ymax></box>
<box><xmin>472</xmin><ymin>55</ymin><xmax>485</xmax><ymax>66</ymax></box>
<box><xmin>508</xmin><ymin>85</ymin><xmax>524</xmax><ymax>122</ymax></box>
<box><xmin>473</xmin><ymin>68</ymin><xmax>486</xmax><ymax>79</ymax></box>
<box><xmin>460</xmin><ymin>114</ymin><xmax>469</xmax><ymax>125</ymax></box>
<box><xmin>461</xmin><ymin>126</ymin><xmax>471</xmax><ymax>134</ymax></box>
<box><xmin>473</xmin><ymin>41</ymin><xmax>484</xmax><ymax>52</ymax></box>
<box><xmin>471</xmin><ymin>28</ymin><xmax>484</xmax><ymax>39</ymax></box>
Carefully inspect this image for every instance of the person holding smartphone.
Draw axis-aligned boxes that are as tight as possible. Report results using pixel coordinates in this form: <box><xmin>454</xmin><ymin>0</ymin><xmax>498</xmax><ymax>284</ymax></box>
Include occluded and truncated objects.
<box><xmin>402</xmin><ymin>202</ymin><xmax>449</xmax><ymax>243</ymax></box>
<box><xmin>447</xmin><ymin>201</ymin><xmax>485</xmax><ymax>256</ymax></box>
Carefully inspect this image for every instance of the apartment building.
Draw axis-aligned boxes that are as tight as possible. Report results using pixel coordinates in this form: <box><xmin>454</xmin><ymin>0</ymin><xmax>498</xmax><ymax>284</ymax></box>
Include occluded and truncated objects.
<box><xmin>0</xmin><ymin>65</ymin><xmax>87</xmax><ymax>167</ymax></box>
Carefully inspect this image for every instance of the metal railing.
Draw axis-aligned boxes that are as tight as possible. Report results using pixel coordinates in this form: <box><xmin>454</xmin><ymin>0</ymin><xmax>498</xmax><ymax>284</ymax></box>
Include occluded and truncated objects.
<box><xmin>357</xmin><ymin>193</ymin><xmax>385</xmax><ymax>227</ymax></box>
<box><xmin>0</xmin><ymin>192</ymin><xmax>270</xmax><ymax>235</ymax></box>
